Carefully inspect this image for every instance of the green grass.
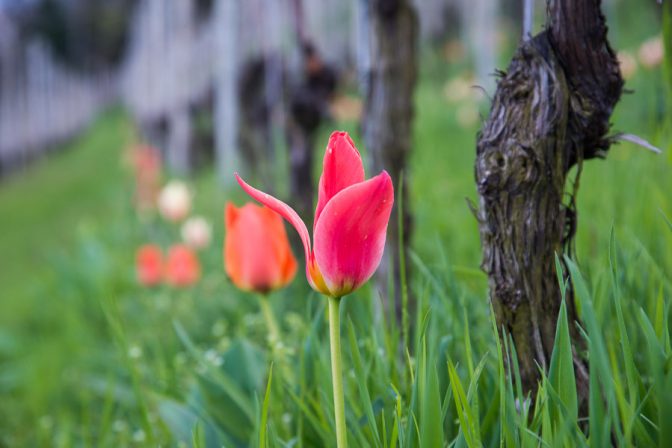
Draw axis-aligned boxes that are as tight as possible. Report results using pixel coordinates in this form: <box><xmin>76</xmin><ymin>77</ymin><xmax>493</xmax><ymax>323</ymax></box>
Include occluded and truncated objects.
<box><xmin>0</xmin><ymin>109</ymin><xmax>133</xmax><ymax>445</ymax></box>
<box><xmin>1</xmin><ymin>17</ymin><xmax>671</xmax><ymax>446</ymax></box>
<box><xmin>0</xmin><ymin>109</ymin><xmax>131</xmax><ymax>304</ymax></box>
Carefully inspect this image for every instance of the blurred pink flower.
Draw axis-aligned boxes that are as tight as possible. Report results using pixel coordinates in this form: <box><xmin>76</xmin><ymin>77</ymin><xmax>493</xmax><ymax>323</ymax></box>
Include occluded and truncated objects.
<box><xmin>181</xmin><ymin>216</ymin><xmax>212</xmax><ymax>250</ymax></box>
<box><xmin>638</xmin><ymin>35</ymin><xmax>664</xmax><ymax>69</ymax></box>
<box><xmin>456</xmin><ymin>103</ymin><xmax>479</xmax><ymax>128</ymax></box>
<box><xmin>443</xmin><ymin>75</ymin><xmax>475</xmax><ymax>103</ymax></box>
<box><xmin>165</xmin><ymin>245</ymin><xmax>200</xmax><ymax>287</ymax></box>
<box><xmin>128</xmin><ymin>144</ymin><xmax>162</xmax><ymax>213</ymax></box>
<box><xmin>617</xmin><ymin>51</ymin><xmax>638</xmax><ymax>80</ymax></box>
<box><xmin>136</xmin><ymin>244</ymin><xmax>163</xmax><ymax>286</ymax></box>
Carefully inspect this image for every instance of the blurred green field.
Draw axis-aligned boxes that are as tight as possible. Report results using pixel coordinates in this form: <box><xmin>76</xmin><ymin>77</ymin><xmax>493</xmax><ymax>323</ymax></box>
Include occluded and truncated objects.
<box><xmin>1</xmin><ymin>17</ymin><xmax>671</xmax><ymax>446</ymax></box>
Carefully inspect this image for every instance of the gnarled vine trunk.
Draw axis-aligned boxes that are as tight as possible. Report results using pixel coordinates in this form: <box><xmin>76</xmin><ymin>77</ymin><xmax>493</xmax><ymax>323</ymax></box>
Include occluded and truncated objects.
<box><xmin>362</xmin><ymin>0</ymin><xmax>418</xmax><ymax>323</ymax></box>
<box><xmin>475</xmin><ymin>0</ymin><xmax>623</xmax><ymax>406</ymax></box>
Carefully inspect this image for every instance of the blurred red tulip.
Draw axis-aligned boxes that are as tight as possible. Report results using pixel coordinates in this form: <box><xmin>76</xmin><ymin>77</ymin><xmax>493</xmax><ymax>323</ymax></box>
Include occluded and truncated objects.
<box><xmin>130</xmin><ymin>144</ymin><xmax>162</xmax><ymax>213</ymax></box>
<box><xmin>165</xmin><ymin>244</ymin><xmax>200</xmax><ymax>287</ymax></box>
<box><xmin>224</xmin><ymin>202</ymin><xmax>298</xmax><ymax>294</ymax></box>
<box><xmin>236</xmin><ymin>131</ymin><xmax>394</xmax><ymax>298</ymax></box>
<box><xmin>136</xmin><ymin>244</ymin><xmax>163</xmax><ymax>286</ymax></box>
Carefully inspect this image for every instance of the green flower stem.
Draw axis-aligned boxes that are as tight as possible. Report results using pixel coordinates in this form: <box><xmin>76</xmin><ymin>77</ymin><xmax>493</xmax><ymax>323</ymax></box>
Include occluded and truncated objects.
<box><xmin>258</xmin><ymin>294</ymin><xmax>281</xmax><ymax>349</ymax></box>
<box><xmin>328</xmin><ymin>295</ymin><xmax>348</xmax><ymax>448</ymax></box>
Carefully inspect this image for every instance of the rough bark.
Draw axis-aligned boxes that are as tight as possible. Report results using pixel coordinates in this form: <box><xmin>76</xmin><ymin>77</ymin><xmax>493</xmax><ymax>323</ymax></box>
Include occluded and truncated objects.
<box><xmin>475</xmin><ymin>0</ymin><xmax>623</xmax><ymax>407</ymax></box>
<box><xmin>238</xmin><ymin>55</ymin><xmax>278</xmax><ymax>191</ymax></box>
<box><xmin>284</xmin><ymin>0</ymin><xmax>338</xmax><ymax>220</ymax></box>
<box><xmin>287</xmin><ymin>118</ymin><xmax>317</xmax><ymax>220</ymax></box>
<box><xmin>166</xmin><ymin>108</ymin><xmax>192</xmax><ymax>173</ymax></box>
<box><xmin>363</xmin><ymin>0</ymin><xmax>418</xmax><ymax>320</ymax></box>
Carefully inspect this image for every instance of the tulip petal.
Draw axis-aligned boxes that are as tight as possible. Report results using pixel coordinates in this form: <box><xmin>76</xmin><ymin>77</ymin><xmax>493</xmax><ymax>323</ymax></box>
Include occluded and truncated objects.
<box><xmin>225</xmin><ymin>203</ymin><xmax>297</xmax><ymax>293</ymax></box>
<box><xmin>280</xmin><ymin>247</ymin><xmax>298</xmax><ymax>286</ymax></box>
<box><xmin>313</xmin><ymin>171</ymin><xmax>394</xmax><ymax>296</ymax></box>
<box><xmin>314</xmin><ymin>131</ymin><xmax>365</xmax><ymax>229</ymax></box>
<box><xmin>235</xmin><ymin>173</ymin><xmax>312</xmax><ymax>264</ymax></box>
<box><xmin>260</xmin><ymin>205</ymin><xmax>298</xmax><ymax>289</ymax></box>
<box><xmin>225</xmin><ymin>202</ymin><xmax>239</xmax><ymax>229</ymax></box>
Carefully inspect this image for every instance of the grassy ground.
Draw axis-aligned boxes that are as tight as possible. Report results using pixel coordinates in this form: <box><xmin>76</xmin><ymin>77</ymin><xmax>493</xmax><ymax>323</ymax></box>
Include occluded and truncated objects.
<box><xmin>0</xmin><ymin>110</ymin><xmax>133</xmax><ymax>444</ymax></box>
<box><xmin>0</xmin><ymin>110</ymin><xmax>131</xmax><ymax>304</ymax></box>
<box><xmin>1</xmin><ymin>16</ymin><xmax>671</xmax><ymax>447</ymax></box>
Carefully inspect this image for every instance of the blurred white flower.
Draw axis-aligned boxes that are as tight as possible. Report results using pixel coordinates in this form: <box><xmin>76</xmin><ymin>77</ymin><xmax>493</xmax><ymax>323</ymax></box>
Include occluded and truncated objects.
<box><xmin>181</xmin><ymin>216</ymin><xmax>212</xmax><ymax>249</ymax></box>
<box><xmin>112</xmin><ymin>420</ymin><xmax>128</xmax><ymax>432</ymax></box>
<box><xmin>204</xmin><ymin>348</ymin><xmax>222</xmax><ymax>366</ymax></box>
<box><xmin>617</xmin><ymin>51</ymin><xmax>638</xmax><ymax>80</ymax></box>
<box><xmin>638</xmin><ymin>35</ymin><xmax>664</xmax><ymax>69</ymax></box>
<box><xmin>443</xmin><ymin>75</ymin><xmax>475</xmax><ymax>103</ymax></box>
<box><xmin>158</xmin><ymin>181</ymin><xmax>192</xmax><ymax>222</ymax></box>
<box><xmin>456</xmin><ymin>103</ymin><xmax>479</xmax><ymax>128</ymax></box>
<box><xmin>329</xmin><ymin>94</ymin><xmax>363</xmax><ymax>122</ymax></box>
<box><xmin>282</xmin><ymin>413</ymin><xmax>292</xmax><ymax>425</ymax></box>
<box><xmin>132</xmin><ymin>429</ymin><xmax>146</xmax><ymax>443</ymax></box>
<box><xmin>128</xmin><ymin>345</ymin><xmax>143</xmax><ymax>359</ymax></box>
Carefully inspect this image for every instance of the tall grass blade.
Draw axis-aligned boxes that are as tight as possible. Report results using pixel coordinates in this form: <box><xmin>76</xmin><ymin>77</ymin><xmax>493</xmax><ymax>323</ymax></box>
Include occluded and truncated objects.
<box><xmin>258</xmin><ymin>364</ymin><xmax>273</xmax><ymax>448</ymax></box>
<box><xmin>547</xmin><ymin>299</ymin><xmax>578</xmax><ymax>424</ymax></box>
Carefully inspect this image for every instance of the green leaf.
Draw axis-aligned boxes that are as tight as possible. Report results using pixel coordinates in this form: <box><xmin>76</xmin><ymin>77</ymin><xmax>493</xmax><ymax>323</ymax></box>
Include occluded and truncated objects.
<box><xmin>192</xmin><ymin>422</ymin><xmax>206</xmax><ymax>448</ymax></box>
<box><xmin>258</xmin><ymin>364</ymin><xmax>273</xmax><ymax>448</ymax></box>
<box><xmin>636</xmin><ymin>306</ymin><xmax>672</xmax><ymax>447</ymax></box>
<box><xmin>158</xmin><ymin>399</ymin><xmax>199</xmax><ymax>444</ymax></box>
<box><xmin>173</xmin><ymin>322</ymin><xmax>258</xmax><ymax>443</ymax></box>
<box><xmin>547</xmin><ymin>300</ymin><xmax>578</xmax><ymax>424</ymax></box>
<box><xmin>565</xmin><ymin>257</ymin><xmax>621</xmax><ymax>445</ymax></box>
<box><xmin>158</xmin><ymin>398</ymin><xmax>222</xmax><ymax>448</ymax></box>
<box><xmin>555</xmin><ymin>253</ymin><xmax>567</xmax><ymax>301</ymax></box>
<box><xmin>659</xmin><ymin>209</ymin><xmax>672</xmax><ymax>232</ymax></box>
<box><xmin>346</xmin><ymin>319</ymin><xmax>382</xmax><ymax>446</ymax></box>
<box><xmin>447</xmin><ymin>360</ymin><xmax>481</xmax><ymax>448</ymax></box>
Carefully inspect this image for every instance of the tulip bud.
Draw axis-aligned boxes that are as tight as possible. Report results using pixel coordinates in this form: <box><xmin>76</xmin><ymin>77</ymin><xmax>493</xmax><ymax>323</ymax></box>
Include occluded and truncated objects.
<box><xmin>224</xmin><ymin>203</ymin><xmax>297</xmax><ymax>294</ymax></box>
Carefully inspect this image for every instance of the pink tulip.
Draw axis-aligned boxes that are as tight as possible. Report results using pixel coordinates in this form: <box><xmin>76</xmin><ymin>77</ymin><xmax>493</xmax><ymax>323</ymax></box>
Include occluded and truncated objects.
<box><xmin>236</xmin><ymin>131</ymin><xmax>394</xmax><ymax>298</ymax></box>
<box><xmin>130</xmin><ymin>144</ymin><xmax>162</xmax><ymax>213</ymax></box>
<box><xmin>165</xmin><ymin>244</ymin><xmax>201</xmax><ymax>287</ymax></box>
<box><xmin>136</xmin><ymin>244</ymin><xmax>163</xmax><ymax>286</ymax></box>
